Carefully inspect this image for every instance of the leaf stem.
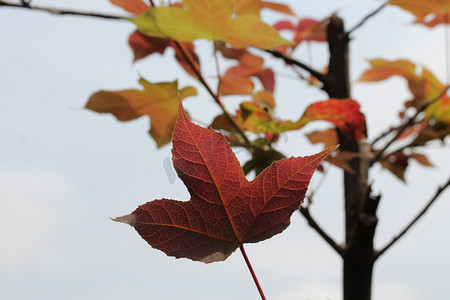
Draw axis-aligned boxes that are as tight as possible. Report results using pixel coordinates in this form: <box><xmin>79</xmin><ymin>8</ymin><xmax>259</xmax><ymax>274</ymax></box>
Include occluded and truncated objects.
<box><xmin>148</xmin><ymin>1</ymin><xmax>252</xmax><ymax>148</ymax></box>
<box><xmin>239</xmin><ymin>244</ymin><xmax>266</xmax><ymax>300</ymax></box>
<box><xmin>172</xmin><ymin>41</ymin><xmax>252</xmax><ymax>147</ymax></box>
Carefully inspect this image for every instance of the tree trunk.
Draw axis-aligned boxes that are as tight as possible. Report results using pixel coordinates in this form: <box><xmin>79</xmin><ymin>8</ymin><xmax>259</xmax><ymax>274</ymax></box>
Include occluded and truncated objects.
<box><xmin>325</xmin><ymin>16</ymin><xmax>380</xmax><ymax>300</ymax></box>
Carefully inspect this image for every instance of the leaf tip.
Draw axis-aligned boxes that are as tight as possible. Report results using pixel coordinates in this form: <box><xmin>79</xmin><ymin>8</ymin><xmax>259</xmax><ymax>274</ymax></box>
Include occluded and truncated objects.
<box><xmin>328</xmin><ymin>144</ymin><xmax>340</xmax><ymax>153</ymax></box>
<box><xmin>111</xmin><ymin>213</ymin><xmax>137</xmax><ymax>226</ymax></box>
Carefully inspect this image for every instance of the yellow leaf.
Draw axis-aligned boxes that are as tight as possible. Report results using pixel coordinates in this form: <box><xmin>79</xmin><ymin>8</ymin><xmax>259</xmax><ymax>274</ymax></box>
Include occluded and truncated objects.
<box><xmin>86</xmin><ymin>79</ymin><xmax>197</xmax><ymax>147</ymax></box>
<box><xmin>132</xmin><ymin>0</ymin><xmax>292</xmax><ymax>49</ymax></box>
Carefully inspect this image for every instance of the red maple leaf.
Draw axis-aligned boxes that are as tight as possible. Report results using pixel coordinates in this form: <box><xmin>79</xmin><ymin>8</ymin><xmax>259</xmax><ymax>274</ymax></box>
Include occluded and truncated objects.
<box><xmin>114</xmin><ymin>100</ymin><xmax>337</xmax><ymax>263</ymax></box>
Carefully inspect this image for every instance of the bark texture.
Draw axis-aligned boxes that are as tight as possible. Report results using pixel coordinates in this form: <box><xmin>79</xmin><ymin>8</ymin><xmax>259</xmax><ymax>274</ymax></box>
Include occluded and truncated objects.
<box><xmin>325</xmin><ymin>16</ymin><xmax>380</xmax><ymax>300</ymax></box>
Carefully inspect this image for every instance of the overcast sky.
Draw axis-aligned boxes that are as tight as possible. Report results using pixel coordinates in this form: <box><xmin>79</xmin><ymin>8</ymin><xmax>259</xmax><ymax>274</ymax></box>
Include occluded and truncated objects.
<box><xmin>1</xmin><ymin>1</ymin><xmax>449</xmax><ymax>299</ymax></box>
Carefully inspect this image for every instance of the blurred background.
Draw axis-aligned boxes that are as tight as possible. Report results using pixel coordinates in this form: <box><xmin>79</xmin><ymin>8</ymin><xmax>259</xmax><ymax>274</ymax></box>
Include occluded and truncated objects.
<box><xmin>1</xmin><ymin>1</ymin><xmax>449</xmax><ymax>299</ymax></box>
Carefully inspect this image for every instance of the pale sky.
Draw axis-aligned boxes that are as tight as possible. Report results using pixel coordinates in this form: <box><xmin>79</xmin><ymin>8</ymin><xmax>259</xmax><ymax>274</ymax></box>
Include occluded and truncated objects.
<box><xmin>1</xmin><ymin>1</ymin><xmax>449</xmax><ymax>299</ymax></box>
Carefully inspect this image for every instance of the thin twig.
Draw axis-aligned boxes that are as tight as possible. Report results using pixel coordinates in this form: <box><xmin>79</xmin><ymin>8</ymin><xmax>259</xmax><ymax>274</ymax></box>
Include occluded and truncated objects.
<box><xmin>370</xmin><ymin>87</ymin><xmax>449</xmax><ymax>165</ymax></box>
<box><xmin>0</xmin><ymin>0</ymin><xmax>252</xmax><ymax>147</ymax></box>
<box><xmin>213</xmin><ymin>44</ymin><xmax>223</xmax><ymax>102</ymax></box>
<box><xmin>239</xmin><ymin>244</ymin><xmax>266</xmax><ymax>300</ymax></box>
<box><xmin>375</xmin><ymin>175</ymin><xmax>450</xmax><ymax>259</ymax></box>
<box><xmin>0</xmin><ymin>0</ymin><xmax>125</xmax><ymax>19</ymax></box>
<box><xmin>347</xmin><ymin>2</ymin><xmax>388</xmax><ymax>35</ymax></box>
<box><xmin>370</xmin><ymin>126</ymin><xmax>397</xmax><ymax>147</ymax></box>
<box><xmin>299</xmin><ymin>206</ymin><xmax>343</xmax><ymax>256</ymax></box>
<box><xmin>264</xmin><ymin>49</ymin><xmax>326</xmax><ymax>83</ymax></box>
<box><xmin>149</xmin><ymin>0</ymin><xmax>252</xmax><ymax>147</ymax></box>
<box><xmin>143</xmin><ymin>2</ymin><xmax>250</xmax><ymax>147</ymax></box>
<box><xmin>174</xmin><ymin>41</ymin><xmax>252</xmax><ymax>147</ymax></box>
<box><xmin>20</xmin><ymin>0</ymin><xmax>29</xmax><ymax>7</ymax></box>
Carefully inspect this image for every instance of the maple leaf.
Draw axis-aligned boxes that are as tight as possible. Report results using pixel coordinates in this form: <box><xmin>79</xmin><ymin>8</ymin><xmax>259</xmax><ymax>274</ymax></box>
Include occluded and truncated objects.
<box><xmin>379</xmin><ymin>151</ymin><xmax>433</xmax><ymax>182</ymax></box>
<box><xmin>110</xmin><ymin>0</ymin><xmax>148</xmax><ymax>15</ymax></box>
<box><xmin>409</xmin><ymin>120</ymin><xmax>450</xmax><ymax>146</ymax></box>
<box><xmin>388</xmin><ymin>0</ymin><xmax>450</xmax><ymax>27</ymax></box>
<box><xmin>291</xmin><ymin>99</ymin><xmax>367</xmax><ymax>140</ymax></box>
<box><xmin>325</xmin><ymin>151</ymin><xmax>358</xmax><ymax>174</ymax></box>
<box><xmin>211</xmin><ymin>98</ymin><xmax>367</xmax><ymax>141</ymax></box>
<box><xmin>359</xmin><ymin>58</ymin><xmax>450</xmax><ymax>123</ymax></box>
<box><xmin>131</xmin><ymin>0</ymin><xmax>292</xmax><ymax>49</ymax></box>
<box><xmin>217</xmin><ymin>43</ymin><xmax>275</xmax><ymax>94</ymax></box>
<box><xmin>128</xmin><ymin>31</ymin><xmax>200</xmax><ymax>77</ymax></box>
<box><xmin>273</xmin><ymin>16</ymin><xmax>329</xmax><ymax>54</ymax></box>
<box><xmin>128</xmin><ymin>31</ymin><xmax>169</xmax><ymax>61</ymax></box>
<box><xmin>114</xmin><ymin>100</ymin><xmax>337</xmax><ymax>263</ymax></box>
<box><xmin>85</xmin><ymin>79</ymin><xmax>196</xmax><ymax>147</ymax></box>
<box><xmin>253</xmin><ymin>90</ymin><xmax>275</xmax><ymax>107</ymax></box>
<box><xmin>235</xmin><ymin>0</ymin><xmax>295</xmax><ymax>17</ymax></box>
<box><xmin>258</xmin><ymin>1</ymin><xmax>295</xmax><ymax>15</ymax></box>
<box><xmin>219</xmin><ymin>75</ymin><xmax>255</xmax><ymax>95</ymax></box>
<box><xmin>305</xmin><ymin>128</ymin><xmax>338</xmax><ymax>149</ymax></box>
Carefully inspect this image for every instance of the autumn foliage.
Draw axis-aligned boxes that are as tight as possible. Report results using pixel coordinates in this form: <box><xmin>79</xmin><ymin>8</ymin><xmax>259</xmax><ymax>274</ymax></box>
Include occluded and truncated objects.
<box><xmin>114</xmin><ymin>100</ymin><xmax>337</xmax><ymax>262</ymax></box>
<box><xmin>77</xmin><ymin>0</ymin><xmax>449</xmax><ymax>299</ymax></box>
<box><xmin>1</xmin><ymin>0</ymin><xmax>448</xmax><ymax>297</ymax></box>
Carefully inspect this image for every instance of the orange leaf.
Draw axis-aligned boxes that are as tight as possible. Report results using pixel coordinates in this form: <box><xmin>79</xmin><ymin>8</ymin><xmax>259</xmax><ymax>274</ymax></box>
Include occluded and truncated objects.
<box><xmin>359</xmin><ymin>58</ymin><xmax>449</xmax><ymax>123</ymax></box>
<box><xmin>293</xmin><ymin>99</ymin><xmax>367</xmax><ymax>140</ymax></box>
<box><xmin>219</xmin><ymin>75</ymin><xmax>255</xmax><ymax>95</ymax></box>
<box><xmin>218</xmin><ymin>44</ymin><xmax>275</xmax><ymax>93</ymax></box>
<box><xmin>273</xmin><ymin>17</ymin><xmax>329</xmax><ymax>53</ymax></box>
<box><xmin>409</xmin><ymin>153</ymin><xmax>434</xmax><ymax>167</ymax></box>
<box><xmin>388</xmin><ymin>0</ymin><xmax>450</xmax><ymax>27</ymax></box>
<box><xmin>259</xmin><ymin>1</ymin><xmax>295</xmax><ymax>15</ymax></box>
<box><xmin>86</xmin><ymin>79</ymin><xmax>197</xmax><ymax>147</ymax></box>
<box><xmin>359</xmin><ymin>59</ymin><xmax>416</xmax><ymax>82</ymax></box>
<box><xmin>305</xmin><ymin>128</ymin><xmax>338</xmax><ymax>148</ymax></box>
<box><xmin>415</xmin><ymin>14</ymin><xmax>449</xmax><ymax>27</ymax></box>
<box><xmin>396</xmin><ymin>121</ymin><xmax>427</xmax><ymax>140</ymax></box>
<box><xmin>110</xmin><ymin>0</ymin><xmax>148</xmax><ymax>15</ymax></box>
<box><xmin>234</xmin><ymin>0</ymin><xmax>295</xmax><ymax>16</ymax></box>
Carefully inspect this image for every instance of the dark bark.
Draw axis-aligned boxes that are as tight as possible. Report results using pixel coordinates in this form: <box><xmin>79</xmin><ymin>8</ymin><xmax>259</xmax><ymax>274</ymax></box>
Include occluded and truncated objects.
<box><xmin>325</xmin><ymin>16</ymin><xmax>379</xmax><ymax>300</ymax></box>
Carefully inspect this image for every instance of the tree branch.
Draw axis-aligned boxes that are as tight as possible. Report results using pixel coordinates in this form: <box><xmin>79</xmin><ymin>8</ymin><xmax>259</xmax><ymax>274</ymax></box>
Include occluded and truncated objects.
<box><xmin>299</xmin><ymin>206</ymin><xmax>343</xmax><ymax>257</ymax></box>
<box><xmin>0</xmin><ymin>0</ymin><xmax>253</xmax><ymax>147</ymax></box>
<box><xmin>264</xmin><ymin>49</ymin><xmax>326</xmax><ymax>83</ymax></box>
<box><xmin>347</xmin><ymin>2</ymin><xmax>388</xmax><ymax>35</ymax></box>
<box><xmin>370</xmin><ymin>86</ymin><xmax>449</xmax><ymax>166</ymax></box>
<box><xmin>0</xmin><ymin>0</ymin><xmax>125</xmax><ymax>19</ymax></box>
<box><xmin>174</xmin><ymin>41</ymin><xmax>252</xmax><ymax>147</ymax></box>
<box><xmin>375</xmin><ymin>175</ymin><xmax>450</xmax><ymax>259</ymax></box>
<box><xmin>143</xmin><ymin>1</ymin><xmax>251</xmax><ymax>147</ymax></box>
